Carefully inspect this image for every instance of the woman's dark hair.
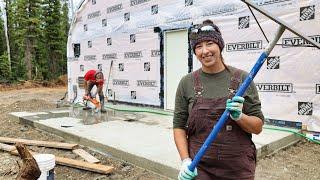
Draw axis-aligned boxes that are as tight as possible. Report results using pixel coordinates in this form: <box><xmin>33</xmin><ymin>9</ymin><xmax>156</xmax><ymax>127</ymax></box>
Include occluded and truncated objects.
<box><xmin>220</xmin><ymin>55</ymin><xmax>230</xmax><ymax>72</ymax></box>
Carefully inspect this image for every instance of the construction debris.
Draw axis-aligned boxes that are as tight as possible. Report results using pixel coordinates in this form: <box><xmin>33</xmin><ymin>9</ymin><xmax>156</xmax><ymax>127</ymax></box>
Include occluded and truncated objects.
<box><xmin>15</xmin><ymin>143</ymin><xmax>41</xmax><ymax>180</ymax></box>
<box><xmin>55</xmin><ymin>156</ymin><xmax>113</xmax><ymax>174</ymax></box>
<box><xmin>0</xmin><ymin>137</ymin><xmax>78</xmax><ymax>150</ymax></box>
<box><xmin>0</xmin><ymin>142</ymin><xmax>16</xmax><ymax>152</ymax></box>
<box><xmin>0</xmin><ymin>142</ymin><xmax>114</xmax><ymax>175</ymax></box>
<box><xmin>72</xmin><ymin>149</ymin><xmax>100</xmax><ymax>163</ymax></box>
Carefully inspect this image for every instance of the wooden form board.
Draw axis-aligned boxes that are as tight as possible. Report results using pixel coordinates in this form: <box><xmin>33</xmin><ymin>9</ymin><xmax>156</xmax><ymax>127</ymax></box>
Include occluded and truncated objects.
<box><xmin>0</xmin><ymin>137</ymin><xmax>78</xmax><ymax>150</ymax></box>
<box><xmin>72</xmin><ymin>149</ymin><xmax>100</xmax><ymax>163</ymax></box>
<box><xmin>55</xmin><ymin>156</ymin><xmax>112</xmax><ymax>174</ymax></box>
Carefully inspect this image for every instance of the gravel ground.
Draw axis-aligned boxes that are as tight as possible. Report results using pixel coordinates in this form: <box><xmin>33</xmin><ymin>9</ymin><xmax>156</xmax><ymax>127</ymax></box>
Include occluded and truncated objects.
<box><xmin>0</xmin><ymin>87</ymin><xmax>319</xmax><ymax>180</ymax></box>
<box><xmin>0</xmin><ymin>87</ymin><xmax>166</xmax><ymax>180</ymax></box>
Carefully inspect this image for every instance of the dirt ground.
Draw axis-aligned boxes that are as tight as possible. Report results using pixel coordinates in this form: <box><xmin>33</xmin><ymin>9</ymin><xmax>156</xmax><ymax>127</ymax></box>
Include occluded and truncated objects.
<box><xmin>0</xmin><ymin>87</ymin><xmax>319</xmax><ymax>180</ymax></box>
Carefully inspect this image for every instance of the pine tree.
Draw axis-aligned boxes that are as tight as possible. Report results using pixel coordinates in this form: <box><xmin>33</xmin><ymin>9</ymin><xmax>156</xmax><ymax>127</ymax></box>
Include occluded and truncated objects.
<box><xmin>61</xmin><ymin>1</ymin><xmax>70</xmax><ymax>36</ymax></box>
<box><xmin>4</xmin><ymin>0</ymin><xmax>69</xmax><ymax>81</ymax></box>
<box><xmin>60</xmin><ymin>0</ymin><xmax>70</xmax><ymax>75</ymax></box>
<box><xmin>35</xmin><ymin>0</ymin><xmax>49</xmax><ymax>80</ymax></box>
<box><xmin>0</xmin><ymin>8</ymin><xmax>7</xmax><ymax>54</ymax></box>
<box><xmin>42</xmin><ymin>0</ymin><xmax>64</xmax><ymax>79</ymax></box>
<box><xmin>5</xmin><ymin>0</ymin><xmax>24</xmax><ymax>80</ymax></box>
<box><xmin>14</xmin><ymin>0</ymin><xmax>41</xmax><ymax>80</ymax></box>
<box><xmin>0</xmin><ymin>52</ymin><xmax>10</xmax><ymax>80</ymax></box>
<box><xmin>0</xmin><ymin>7</ymin><xmax>10</xmax><ymax>80</ymax></box>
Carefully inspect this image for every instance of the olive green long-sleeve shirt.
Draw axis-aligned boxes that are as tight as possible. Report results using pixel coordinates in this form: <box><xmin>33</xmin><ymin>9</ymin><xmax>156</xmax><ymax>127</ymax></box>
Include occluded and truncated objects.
<box><xmin>173</xmin><ymin>66</ymin><xmax>264</xmax><ymax>129</ymax></box>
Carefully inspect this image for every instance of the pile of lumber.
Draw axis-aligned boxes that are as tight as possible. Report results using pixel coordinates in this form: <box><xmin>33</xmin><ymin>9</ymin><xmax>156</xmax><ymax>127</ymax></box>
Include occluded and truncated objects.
<box><xmin>0</xmin><ymin>137</ymin><xmax>114</xmax><ymax>175</ymax></box>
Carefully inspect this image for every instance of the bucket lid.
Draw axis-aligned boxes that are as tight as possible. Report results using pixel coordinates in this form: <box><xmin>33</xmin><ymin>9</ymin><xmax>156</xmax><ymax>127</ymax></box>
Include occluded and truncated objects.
<box><xmin>33</xmin><ymin>154</ymin><xmax>55</xmax><ymax>162</ymax></box>
<box><xmin>33</xmin><ymin>154</ymin><xmax>55</xmax><ymax>170</ymax></box>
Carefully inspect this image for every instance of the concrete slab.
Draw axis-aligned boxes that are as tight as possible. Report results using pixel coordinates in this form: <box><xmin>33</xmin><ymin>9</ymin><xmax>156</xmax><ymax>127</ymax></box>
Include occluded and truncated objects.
<box><xmin>10</xmin><ymin>104</ymin><xmax>301</xmax><ymax>179</ymax></box>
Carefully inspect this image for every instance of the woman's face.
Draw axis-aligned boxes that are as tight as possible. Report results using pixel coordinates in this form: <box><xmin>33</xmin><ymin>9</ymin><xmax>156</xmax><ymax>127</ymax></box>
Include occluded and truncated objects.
<box><xmin>194</xmin><ymin>40</ymin><xmax>224</xmax><ymax>73</ymax></box>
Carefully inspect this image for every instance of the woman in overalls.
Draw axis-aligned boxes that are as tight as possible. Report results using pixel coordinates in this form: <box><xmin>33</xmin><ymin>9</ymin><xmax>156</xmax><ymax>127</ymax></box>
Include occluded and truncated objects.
<box><xmin>173</xmin><ymin>19</ymin><xmax>264</xmax><ymax>180</ymax></box>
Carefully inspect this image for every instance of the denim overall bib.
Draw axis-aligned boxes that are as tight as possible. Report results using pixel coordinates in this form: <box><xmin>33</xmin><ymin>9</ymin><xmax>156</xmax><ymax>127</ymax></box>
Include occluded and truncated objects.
<box><xmin>187</xmin><ymin>69</ymin><xmax>256</xmax><ymax>180</ymax></box>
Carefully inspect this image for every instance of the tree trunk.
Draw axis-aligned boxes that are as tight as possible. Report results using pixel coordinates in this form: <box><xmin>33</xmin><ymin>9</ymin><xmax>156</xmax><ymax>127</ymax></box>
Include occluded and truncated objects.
<box><xmin>49</xmin><ymin>53</ymin><xmax>58</xmax><ymax>77</ymax></box>
<box><xmin>3</xmin><ymin>0</ymin><xmax>12</xmax><ymax>74</ymax></box>
<box><xmin>25</xmin><ymin>38</ymin><xmax>33</xmax><ymax>80</ymax></box>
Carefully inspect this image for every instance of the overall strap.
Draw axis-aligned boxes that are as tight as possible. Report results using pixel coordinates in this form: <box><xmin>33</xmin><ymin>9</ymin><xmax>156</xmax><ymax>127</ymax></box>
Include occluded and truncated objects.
<box><xmin>228</xmin><ymin>68</ymin><xmax>242</xmax><ymax>96</ymax></box>
<box><xmin>192</xmin><ymin>69</ymin><xmax>204</xmax><ymax>98</ymax></box>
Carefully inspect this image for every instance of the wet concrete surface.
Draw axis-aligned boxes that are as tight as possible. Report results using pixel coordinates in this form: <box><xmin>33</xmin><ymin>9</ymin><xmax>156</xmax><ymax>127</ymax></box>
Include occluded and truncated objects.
<box><xmin>26</xmin><ymin>107</ymin><xmax>158</xmax><ymax>126</ymax></box>
<box><xmin>68</xmin><ymin>107</ymin><xmax>146</xmax><ymax>125</ymax></box>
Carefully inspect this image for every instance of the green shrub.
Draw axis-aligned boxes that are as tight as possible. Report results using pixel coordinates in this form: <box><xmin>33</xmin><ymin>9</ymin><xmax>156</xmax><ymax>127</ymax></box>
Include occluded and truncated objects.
<box><xmin>0</xmin><ymin>53</ymin><xmax>11</xmax><ymax>80</ymax></box>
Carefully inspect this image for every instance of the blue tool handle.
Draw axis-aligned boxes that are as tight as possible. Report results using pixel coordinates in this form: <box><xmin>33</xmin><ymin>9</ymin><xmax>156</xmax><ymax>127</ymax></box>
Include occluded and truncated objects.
<box><xmin>188</xmin><ymin>52</ymin><xmax>268</xmax><ymax>171</ymax></box>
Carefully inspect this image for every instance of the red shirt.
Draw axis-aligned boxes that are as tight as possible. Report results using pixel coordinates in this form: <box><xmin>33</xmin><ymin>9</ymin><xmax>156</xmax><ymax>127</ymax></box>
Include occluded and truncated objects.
<box><xmin>84</xmin><ymin>70</ymin><xmax>104</xmax><ymax>86</ymax></box>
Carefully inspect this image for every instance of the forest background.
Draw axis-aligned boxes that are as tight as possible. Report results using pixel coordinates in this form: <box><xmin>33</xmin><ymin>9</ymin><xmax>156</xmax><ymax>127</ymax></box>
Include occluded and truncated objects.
<box><xmin>0</xmin><ymin>0</ymin><xmax>70</xmax><ymax>82</ymax></box>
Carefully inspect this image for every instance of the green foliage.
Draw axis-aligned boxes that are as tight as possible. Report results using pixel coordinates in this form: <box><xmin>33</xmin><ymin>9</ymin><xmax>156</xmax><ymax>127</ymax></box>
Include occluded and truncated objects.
<box><xmin>0</xmin><ymin>53</ymin><xmax>11</xmax><ymax>79</ymax></box>
<box><xmin>0</xmin><ymin>13</ymin><xmax>6</xmax><ymax>54</ymax></box>
<box><xmin>41</xmin><ymin>0</ymin><xmax>67</xmax><ymax>79</ymax></box>
<box><xmin>2</xmin><ymin>0</ymin><xmax>70</xmax><ymax>81</ymax></box>
<box><xmin>11</xmin><ymin>56</ymin><xmax>27</xmax><ymax>80</ymax></box>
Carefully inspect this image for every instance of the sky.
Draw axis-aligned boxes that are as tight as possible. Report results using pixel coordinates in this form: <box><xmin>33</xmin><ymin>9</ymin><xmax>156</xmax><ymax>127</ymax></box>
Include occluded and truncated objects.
<box><xmin>70</xmin><ymin>0</ymin><xmax>84</xmax><ymax>18</ymax></box>
<box><xmin>73</xmin><ymin>0</ymin><xmax>82</xmax><ymax>9</ymax></box>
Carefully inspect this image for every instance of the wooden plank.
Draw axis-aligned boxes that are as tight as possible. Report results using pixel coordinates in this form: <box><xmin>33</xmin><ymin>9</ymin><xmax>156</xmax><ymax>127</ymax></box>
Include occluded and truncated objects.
<box><xmin>55</xmin><ymin>156</ymin><xmax>113</xmax><ymax>174</ymax></box>
<box><xmin>7</xmin><ymin>146</ymin><xmax>113</xmax><ymax>175</ymax></box>
<box><xmin>72</xmin><ymin>149</ymin><xmax>100</xmax><ymax>164</ymax></box>
<box><xmin>0</xmin><ymin>142</ymin><xmax>16</xmax><ymax>152</ymax></box>
<box><xmin>0</xmin><ymin>137</ymin><xmax>78</xmax><ymax>150</ymax></box>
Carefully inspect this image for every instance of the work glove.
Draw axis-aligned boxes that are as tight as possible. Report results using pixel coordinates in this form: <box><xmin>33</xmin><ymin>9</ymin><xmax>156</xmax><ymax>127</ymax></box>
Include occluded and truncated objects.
<box><xmin>178</xmin><ymin>158</ymin><xmax>197</xmax><ymax>180</ymax></box>
<box><xmin>226</xmin><ymin>96</ymin><xmax>244</xmax><ymax>121</ymax></box>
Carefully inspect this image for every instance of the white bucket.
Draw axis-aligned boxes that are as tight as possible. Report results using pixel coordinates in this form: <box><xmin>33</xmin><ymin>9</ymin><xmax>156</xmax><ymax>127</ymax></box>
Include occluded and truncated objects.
<box><xmin>33</xmin><ymin>154</ymin><xmax>55</xmax><ymax>180</ymax></box>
